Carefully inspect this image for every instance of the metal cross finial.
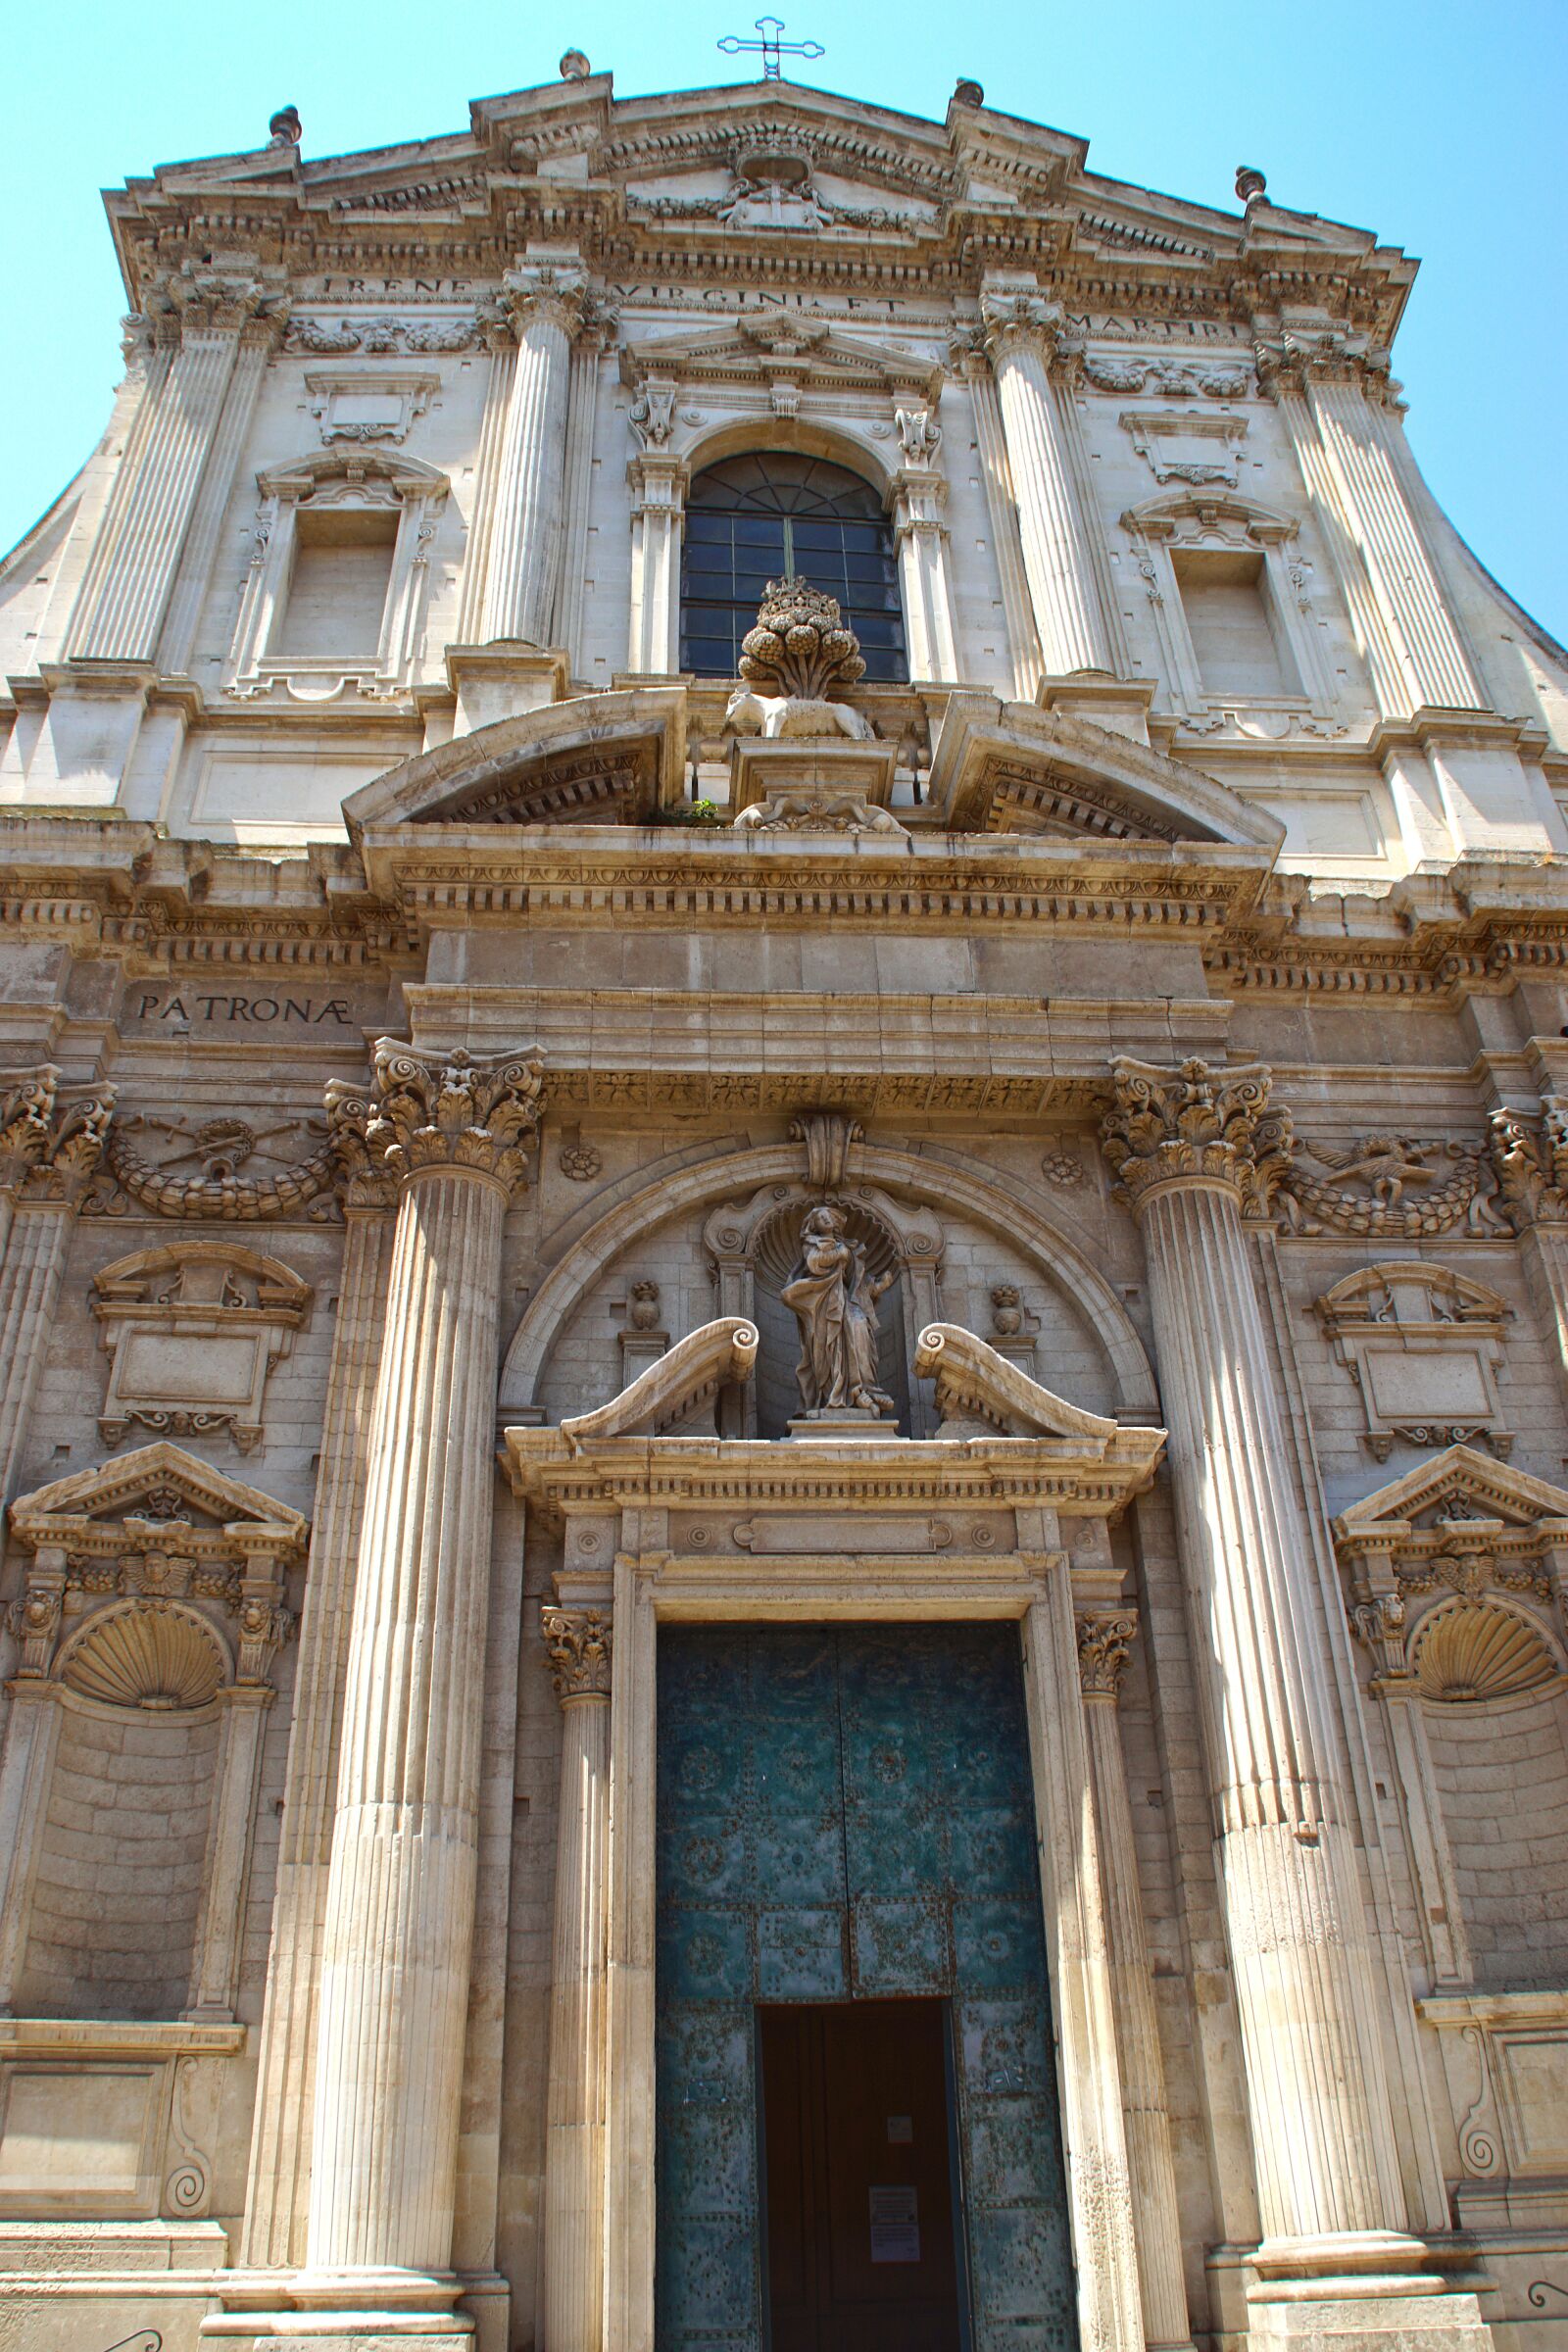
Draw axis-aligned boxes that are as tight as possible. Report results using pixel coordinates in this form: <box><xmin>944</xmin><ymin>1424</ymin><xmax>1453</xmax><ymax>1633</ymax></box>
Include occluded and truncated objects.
<box><xmin>717</xmin><ymin>16</ymin><xmax>824</xmax><ymax>78</ymax></box>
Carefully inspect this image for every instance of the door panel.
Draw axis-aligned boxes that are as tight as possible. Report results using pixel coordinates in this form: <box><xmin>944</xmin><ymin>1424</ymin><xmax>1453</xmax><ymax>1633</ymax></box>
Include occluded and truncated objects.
<box><xmin>656</xmin><ymin>1623</ymin><xmax>1077</xmax><ymax>2352</ymax></box>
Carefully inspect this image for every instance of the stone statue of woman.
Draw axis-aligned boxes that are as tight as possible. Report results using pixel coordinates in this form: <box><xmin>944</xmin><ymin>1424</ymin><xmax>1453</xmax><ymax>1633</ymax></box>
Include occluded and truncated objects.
<box><xmin>780</xmin><ymin>1202</ymin><xmax>896</xmax><ymax>1416</ymax></box>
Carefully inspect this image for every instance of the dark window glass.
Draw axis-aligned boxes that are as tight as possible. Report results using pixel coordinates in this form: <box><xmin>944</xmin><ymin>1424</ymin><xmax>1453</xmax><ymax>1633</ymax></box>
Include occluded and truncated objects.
<box><xmin>679</xmin><ymin>453</ymin><xmax>906</xmax><ymax>682</ymax></box>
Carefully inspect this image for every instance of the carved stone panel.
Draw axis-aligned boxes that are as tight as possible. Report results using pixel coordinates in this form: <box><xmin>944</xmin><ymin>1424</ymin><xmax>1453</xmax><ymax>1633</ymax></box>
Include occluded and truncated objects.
<box><xmin>1315</xmin><ymin>1262</ymin><xmax>1511</xmax><ymax>1460</ymax></box>
<box><xmin>92</xmin><ymin>1242</ymin><xmax>313</xmax><ymax>1452</ymax></box>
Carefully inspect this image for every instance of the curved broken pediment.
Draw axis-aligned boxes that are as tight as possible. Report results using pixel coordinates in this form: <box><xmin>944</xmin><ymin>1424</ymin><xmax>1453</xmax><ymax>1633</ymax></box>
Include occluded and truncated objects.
<box><xmin>924</xmin><ymin>693</ymin><xmax>1285</xmax><ymax>850</ymax></box>
<box><xmin>343</xmin><ymin>687</ymin><xmax>689</xmax><ymax>834</ymax></box>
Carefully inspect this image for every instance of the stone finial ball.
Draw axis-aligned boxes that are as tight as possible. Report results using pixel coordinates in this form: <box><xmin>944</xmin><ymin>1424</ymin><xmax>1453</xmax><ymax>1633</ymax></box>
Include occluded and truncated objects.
<box><xmin>560</xmin><ymin>49</ymin><xmax>592</xmax><ymax>80</ymax></box>
<box><xmin>954</xmin><ymin>78</ymin><xmax>985</xmax><ymax>109</ymax></box>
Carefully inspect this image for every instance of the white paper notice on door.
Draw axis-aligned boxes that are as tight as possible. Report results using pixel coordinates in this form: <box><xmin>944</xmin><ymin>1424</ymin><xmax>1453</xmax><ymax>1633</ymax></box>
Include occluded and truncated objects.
<box><xmin>869</xmin><ymin>2183</ymin><xmax>920</xmax><ymax>2263</ymax></box>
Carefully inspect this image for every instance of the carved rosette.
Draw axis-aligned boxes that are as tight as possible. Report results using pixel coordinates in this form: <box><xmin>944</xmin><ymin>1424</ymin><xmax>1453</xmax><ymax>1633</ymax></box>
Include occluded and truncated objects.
<box><xmin>0</xmin><ymin>1068</ymin><xmax>117</xmax><ymax>1204</ymax></box>
<box><xmin>364</xmin><ymin>1042</ymin><xmax>546</xmax><ymax>1195</ymax></box>
<box><xmin>1075</xmin><ymin>1611</ymin><xmax>1137</xmax><ymax>1698</ymax></box>
<box><xmin>1489</xmin><ymin>1101</ymin><xmax>1568</xmax><ymax>1229</ymax></box>
<box><xmin>1101</xmin><ymin>1056</ymin><xmax>1292</xmax><ymax>1218</ymax></box>
<box><xmin>542</xmin><ymin>1606</ymin><xmax>612</xmax><ymax>1703</ymax></box>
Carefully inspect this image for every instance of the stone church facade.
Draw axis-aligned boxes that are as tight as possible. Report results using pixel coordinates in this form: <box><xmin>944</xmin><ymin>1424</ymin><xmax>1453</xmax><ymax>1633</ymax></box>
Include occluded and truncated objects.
<box><xmin>0</xmin><ymin>55</ymin><xmax>1566</xmax><ymax>2352</ymax></box>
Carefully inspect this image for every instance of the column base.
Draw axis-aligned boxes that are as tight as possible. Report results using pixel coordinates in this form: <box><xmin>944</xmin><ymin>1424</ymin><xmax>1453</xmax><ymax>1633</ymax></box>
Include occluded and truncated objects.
<box><xmin>1244</xmin><ymin>2235</ymin><xmax>1494</xmax><ymax>2352</ymax></box>
<box><xmin>201</xmin><ymin>2268</ymin><xmax>476</xmax><ymax>2347</ymax></box>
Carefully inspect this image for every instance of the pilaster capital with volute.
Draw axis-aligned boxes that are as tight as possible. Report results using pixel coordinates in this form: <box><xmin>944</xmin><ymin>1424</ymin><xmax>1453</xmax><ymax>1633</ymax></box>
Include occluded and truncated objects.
<box><xmin>501</xmin><ymin>258</ymin><xmax>594</xmax><ymax>342</ymax></box>
<box><xmin>1489</xmin><ymin>1098</ymin><xmax>1568</xmax><ymax>1229</ymax></box>
<box><xmin>978</xmin><ymin>288</ymin><xmax>1077</xmax><ymax>371</ymax></box>
<box><xmin>1251</xmin><ymin>322</ymin><xmax>1403</xmax><ymax>412</ymax></box>
<box><xmin>0</xmin><ymin>1068</ymin><xmax>117</xmax><ymax>1205</ymax></box>
<box><xmin>141</xmin><ymin>254</ymin><xmax>292</xmax><ymax>344</ymax></box>
<box><xmin>322</xmin><ymin>1077</ymin><xmax>399</xmax><ymax>1212</ymax></box>
<box><xmin>1100</xmin><ymin>1055</ymin><xmax>1292</xmax><ymax>1220</ymax></box>
<box><xmin>1075</xmin><ymin>1610</ymin><xmax>1137</xmax><ymax>1699</ymax></box>
<box><xmin>360</xmin><ymin>1040</ymin><xmax>546</xmax><ymax>1197</ymax></box>
<box><xmin>542</xmin><ymin>1605</ymin><xmax>612</xmax><ymax>1703</ymax></box>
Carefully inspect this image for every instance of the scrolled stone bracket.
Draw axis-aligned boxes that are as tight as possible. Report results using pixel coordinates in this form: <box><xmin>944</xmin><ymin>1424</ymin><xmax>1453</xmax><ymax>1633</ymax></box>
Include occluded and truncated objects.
<box><xmin>1100</xmin><ymin>1055</ymin><xmax>1291</xmax><ymax>1218</ymax></box>
<box><xmin>542</xmin><ymin>1605</ymin><xmax>612</xmax><ymax>1703</ymax></box>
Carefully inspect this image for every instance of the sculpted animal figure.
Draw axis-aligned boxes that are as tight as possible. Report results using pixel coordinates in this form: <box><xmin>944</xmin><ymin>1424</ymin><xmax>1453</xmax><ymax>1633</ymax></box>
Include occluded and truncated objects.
<box><xmin>724</xmin><ymin>687</ymin><xmax>874</xmax><ymax>743</ymax></box>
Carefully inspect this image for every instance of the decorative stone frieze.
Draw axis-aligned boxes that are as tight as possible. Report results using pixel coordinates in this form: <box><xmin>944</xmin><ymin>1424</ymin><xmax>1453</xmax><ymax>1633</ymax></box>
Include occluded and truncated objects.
<box><xmin>542</xmin><ymin>1606</ymin><xmax>612</xmax><ymax>1701</ymax></box>
<box><xmin>1101</xmin><ymin>1055</ymin><xmax>1292</xmax><ymax>1218</ymax></box>
<box><xmin>1281</xmin><ymin>1133</ymin><xmax>1507</xmax><ymax>1237</ymax></box>
<box><xmin>101</xmin><ymin>1107</ymin><xmax>346</xmax><ymax>1221</ymax></box>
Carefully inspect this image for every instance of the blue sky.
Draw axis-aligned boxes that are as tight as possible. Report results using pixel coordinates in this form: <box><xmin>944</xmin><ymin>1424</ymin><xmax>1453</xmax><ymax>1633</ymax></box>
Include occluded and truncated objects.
<box><xmin>4</xmin><ymin>0</ymin><xmax>1563</xmax><ymax>638</ymax></box>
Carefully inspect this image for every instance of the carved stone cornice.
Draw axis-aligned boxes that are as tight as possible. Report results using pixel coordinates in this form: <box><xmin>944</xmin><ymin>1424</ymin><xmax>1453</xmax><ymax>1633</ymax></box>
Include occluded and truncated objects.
<box><xmin>0</xmin><ymin>1068</ymin><xmax>117</xmax><ymax>1204</ymax></box>
<box><xmin>542</xmin><ymin>1605</ymin><xmax>612</xmax><ymax>1702</ymax></box>
<box><xmin>1075</xmin><ymin>1610</ymin><xmax>1137</xmax><ymax>1697</ymax></box>
<box><xmin>364</xmin><ymin>1040</ymin><xmax>546</xmax><ymax>1195</ymax></box>
<box><xmin>1101</xmin><ymin>1056</ymin><xmax>1292</xmax><ymax>1217</ymax></box>
<box><xmin>1489</xmin><ymin>1101</ymin><xmax>1568</xmax><ymax>1230</ymax></box>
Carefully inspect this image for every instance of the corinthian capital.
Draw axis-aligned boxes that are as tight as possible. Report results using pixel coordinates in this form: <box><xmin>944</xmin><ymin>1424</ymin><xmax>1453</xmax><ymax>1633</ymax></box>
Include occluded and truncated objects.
<box><xmin>1489</xmin><ymin>1100</ymin><xmax>1568</xmax><ymax>1230</ymax></box>
<box><xmin>1101</xmin><ymin>1055</ymin><xmax>1292</xmax><ymax>1217</ymax></box>
<box><xmin>502</xmin><ymin>258</ymin><xmax>593</xmax><ymax>340</ymax></box>
<box><xmin>542</xmin><ymin>1605</ymin><xmax>612</xmax><ymax>1701</ymax></box>
<box><xmin>979</xmin><ymin>289</ymin><xmax>1074</xmax><ymax>368</ymax></box>
<box><xmin>1252</xmin><ymin>324</ymin><xmax>1401</xmax><ymax>409</ymax></box>
<box><xmin>364</xmin><ymin>1041</ymin><xmax>545</xmax><ymax>1194</ymax></box>
<box><xmin>0</xmin><ymin>1067</ymin><xmax>116</xmax><ymax>1202</ymax></box>
<box><xmin>1075</xmin><ymin>1611</ymin><xmax>1137</xmax><ymax>1697</ymax></box>
<box><xmin>143</xmin><ymin>254</ymin><xmax>291</xmax><ymax>340</ymax></box>
<box><xmin>322</xmin><ymin>1078</ymin><xmax>398</xmax><ymax>1211</ymax></box>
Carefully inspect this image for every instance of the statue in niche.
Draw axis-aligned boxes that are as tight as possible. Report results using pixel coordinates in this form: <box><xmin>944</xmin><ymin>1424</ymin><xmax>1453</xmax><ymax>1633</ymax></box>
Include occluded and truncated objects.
<box><xmin>781</xmin><ymin>1203</ymin><xmax>895</xmax><ymax>1415</ymax></box>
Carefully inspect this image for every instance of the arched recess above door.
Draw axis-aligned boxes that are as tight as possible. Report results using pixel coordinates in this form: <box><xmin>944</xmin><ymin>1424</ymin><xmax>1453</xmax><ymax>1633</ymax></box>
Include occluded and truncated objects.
<box><xmin>498</xmin><ymin>1139</ymin><xmax>1157</xmax><ymax>1422</ymax></box>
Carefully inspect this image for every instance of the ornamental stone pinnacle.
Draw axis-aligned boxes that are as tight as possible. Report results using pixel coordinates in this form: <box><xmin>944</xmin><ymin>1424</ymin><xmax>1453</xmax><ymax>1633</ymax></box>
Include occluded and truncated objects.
<box><xmin>542</xmin><ymin>1605</ymin><xmax>612</xmax><ymax>1701</ymax></box>
<box><xmin>1101</xmin><ymin>1055</ymin><xmax>1292</xmax><ymax>1218</ymax></box>
<box><xmin>364</xmin><ymin>1041</ymin><xmax>546</xmax><ymax>1194</ymax></box>
<box><xmin>739</xmin><ymin>577</ymin><xmax>866</xmax><ymax>699</ymax></box>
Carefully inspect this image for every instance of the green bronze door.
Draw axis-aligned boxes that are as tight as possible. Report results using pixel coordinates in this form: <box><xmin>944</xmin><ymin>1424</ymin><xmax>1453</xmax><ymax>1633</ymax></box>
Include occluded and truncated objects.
<box><xmin>656</xmin><ymin>1623</ymin><xmax>1077</xmax><ymax>2352</ymax></box>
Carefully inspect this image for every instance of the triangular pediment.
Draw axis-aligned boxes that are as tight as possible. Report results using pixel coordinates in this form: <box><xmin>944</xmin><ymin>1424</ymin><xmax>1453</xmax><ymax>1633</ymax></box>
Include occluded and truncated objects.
<box><xmin>1333</xmin><ymin>1444</ymin><xmax>1568</xmax><ymax>1538</ymax></box>
<box><xmin>10</xmin><ymin>1440</ymin><xmax>308</xmax><ymax>1546</ymax></box>
<box><xmin>925</xmin><ymin>695</ymin><xmax>1286</xmax><ymax>850</ymax></box>
<box><xmin>343</xmin><ymin>688</ymin><xmax>689</xmax><ymax>836</ymax></box>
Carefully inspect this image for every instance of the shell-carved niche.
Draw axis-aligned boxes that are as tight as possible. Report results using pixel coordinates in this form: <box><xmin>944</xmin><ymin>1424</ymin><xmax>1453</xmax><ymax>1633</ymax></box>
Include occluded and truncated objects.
<box><xmin>703</xmin><ymin>1145</ymin><xmax>945</xmax><ymax>1438</ymax></box>
<box><xmin>92</xmin><ymin>1241</ymin><xmax>313</xmax><ymax>1452</ymax></box>
<box><xmin>1411</xmin><ymin>1599</ymin><xmax>1561</xmax><ymax>1707</ymax></box>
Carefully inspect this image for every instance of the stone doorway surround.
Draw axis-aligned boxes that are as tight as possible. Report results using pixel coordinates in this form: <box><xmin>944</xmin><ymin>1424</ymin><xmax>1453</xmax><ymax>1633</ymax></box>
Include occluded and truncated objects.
<box><xmin>504</xmin><ymin>1316</ymin><xmax>1170</xmax><ymax>2352</ymax></box>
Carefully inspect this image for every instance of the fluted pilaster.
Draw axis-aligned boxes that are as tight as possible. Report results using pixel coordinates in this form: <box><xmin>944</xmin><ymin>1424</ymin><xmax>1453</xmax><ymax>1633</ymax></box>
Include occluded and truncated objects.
<box><xmin>480</xmin><ymin>264</ymin><xmax>590</xmax><ymax>648</ymax></box>
<box><xmin>982</xmin><ymin>291</ymin><xmax>1115</xmax><ymax>678</ymax></box>
<box><xmin>1260</xmin><ymin>335</ymin><xmax>1481</xmax><ymax>721</ymax></box>
<box><xmin>306</xmin><ymin>1043</ymin><xmax>544</xmax><ymax>2281</ymax></box>
<box><xmin>158</xmin><ymin>316</ymin><xmax>279</xmax><ymax>675</ymax></box>
<box><xmin>242</xmin><ymin>1089</ymin><xmax>395</xmax><ymax>2267</ymax></box>
<box><xmin>953</xmin><ymin>340</ymin><xmax>1044</xmax><ymax>700</ymax></box>
<box><xmin>1491</xmin><ymin>1100</ymin><xmax>1568</xmax><ymax>1418</ymax></box>
<box><xmin>0</xmin><ymin>1077</ymin><xmax>115</xmax><ymax>1504</ymax></box>
<box><xmin>1077</xmin><ymin>1612</ymin><xmax>1195</xmax><ymax>2352</ymax></box>
<box><xmin>1102</xmin><ymin>1057</ymin><xmax>1402</xmax><ymax>2245</ymax></box>
<box><xmin>541</xmin><ymin>1604</ymin><xmax>612</xmax><ymax>2352</ymax></box>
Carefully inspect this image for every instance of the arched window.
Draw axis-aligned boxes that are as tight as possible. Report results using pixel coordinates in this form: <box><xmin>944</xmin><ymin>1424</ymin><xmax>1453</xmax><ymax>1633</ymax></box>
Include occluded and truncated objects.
<box><xmin>680</xmin><ymin>453</ymin><xmax>906</xmax><ymax>682</ymax></box>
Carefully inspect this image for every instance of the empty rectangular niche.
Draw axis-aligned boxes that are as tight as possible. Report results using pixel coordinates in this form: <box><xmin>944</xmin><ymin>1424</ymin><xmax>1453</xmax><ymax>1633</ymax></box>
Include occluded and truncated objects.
<box><xmin>276</xmin><ymin>506</ymin><xmax>398</xmax><ymax>657</ymax></box>
<box><xmin>1173</xmin><ymin>548</ymin><xmax>1301</xmax><ymax>699</ymax></box>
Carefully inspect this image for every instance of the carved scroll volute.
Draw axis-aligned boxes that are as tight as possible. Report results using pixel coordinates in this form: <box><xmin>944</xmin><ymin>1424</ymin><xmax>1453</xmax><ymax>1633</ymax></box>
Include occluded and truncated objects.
<box><xmin>1489</xmin><ymin>1099</ymin><xmax>1568</xmax><ymax>1230</ymax></box>
<box><xmin>323</xmin><ymin>1079</ymin><xmax>397</xmax><ymax>1212</ymax></box>
<box><xmin>1075</xmin><ymin>1610</ymin><xmax>1138</xmax><ymax>1699</ymax></box>
<box><xmin>0</xmin><ymin>1066</ymin><xmax>116</xmax><ymax>1203</ymax></box>
<box><xmin>1101</xmin><ymin>1056</ymin><xmax>1292</xmax><ymax>1219</ymax></box>
<box><xmin>361</xmin><ymin>1041</ymin><xmax>546</xmax><ymax>1197</ymax></box>
<box><xmin>542</xmin><ymin>1605</ymin><xmax>612</xmax><ymax>1705</ymax></box>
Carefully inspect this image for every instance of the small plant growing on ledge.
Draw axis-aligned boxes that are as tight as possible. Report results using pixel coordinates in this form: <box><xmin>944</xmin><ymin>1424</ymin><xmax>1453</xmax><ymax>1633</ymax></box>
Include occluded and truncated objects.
<box><xmin>656</xmin><ymin>798</ymin><xmax>724</xmax><ymax>827</ymax></box>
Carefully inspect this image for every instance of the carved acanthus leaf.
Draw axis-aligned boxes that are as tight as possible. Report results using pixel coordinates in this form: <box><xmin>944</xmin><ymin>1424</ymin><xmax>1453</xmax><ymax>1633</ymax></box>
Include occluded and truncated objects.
<box><xmin>0</xmin><ymin>1068</ymin><xmax>118</xmax><ymax>1203</ymax></box>
<box><xmin>542</xmin><ymin>1605</ymin><xmax>612</xmax><ymax>1702</ymax></box>
<box><xmin>1489</xmin><ymin>1100</ymin><xmax>1568</xmax><ymax>1230</ymax></box>
<box><xmin>365</xmin><ymin>1041</ymin><xmax>546</xmax><ymax>1193</ymax></box>
<box><xmin>1075</xmin><ymin>1611</ymin><xmax>1138</xmax><ymax>1697</ymax></box>
<box><xmin>1101</xmin><ymin>1057</ymin><xmax>1291</xmax><ymax>1216</ymax></box>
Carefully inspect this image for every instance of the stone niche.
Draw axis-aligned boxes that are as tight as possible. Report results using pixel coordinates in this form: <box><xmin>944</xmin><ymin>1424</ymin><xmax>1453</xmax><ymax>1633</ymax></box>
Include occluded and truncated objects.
<box><xmin>92</xmin><ymin>1240</ymin><xmax>312</xmax><ymax>1452</ymax></box>
<box><xmin>1315</xmin><ymin>1260</ymin><xmax>1512</xmax><ymax>1460</ymax></box>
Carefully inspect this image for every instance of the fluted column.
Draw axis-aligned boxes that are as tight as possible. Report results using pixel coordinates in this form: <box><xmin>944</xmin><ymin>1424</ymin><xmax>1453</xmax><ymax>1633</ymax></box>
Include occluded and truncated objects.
<box><xmin>1102</xmin><ymin>1058</ymin><xmax>1404</xmax><ymax>2250</ymax></box>
<box><xmin>68</xmin><ymin>263</ymin><xmax>284</xmax><ymax>663</ymax></box>
<box><xmin>480</xmin><ymin>261</ymin><xmax>590</xmax><ymax>648</ymax></box>
<box><xmin>305</xmin><ymin>1041</ymin><xmax>544</xmax><ymax>2301</ymax></box>
<box><xmin>952</xmin><ymin>337</ymin><xmax>1044</xmax><ymax>699</ymax></box>
<box><xmin>242</xmin><ymin>1089</ymin><xmax>395</xmax><ymax>2267</ymax></box>
<box><xmin>541</xmin><ymin>1602</ymin><xmax>612</xmax><ymax>2352</ymax></box>
<box><xmin>158</xmin><ymin>312</ymin><xmax>282</xmax><ymax>675</ymax></box>
<box><xmin>1077</xmin><ymin>1612</ymin><xmax>1196</xmax><ymax>2352</ymax></box>
<box><xmin>0</xmin><ymin>1079</ymin><xmax>115</xmax><ymax>1504</ymax></box>
<box><xmin>1259</xmin><ymin>333</ymin><xmax>1481</xmax><ymax>722</ymax></box>
<box><xmin>981</xmin><ymin>289</ymin><xmax>1115</xmax><ymax>678</ymax></box>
